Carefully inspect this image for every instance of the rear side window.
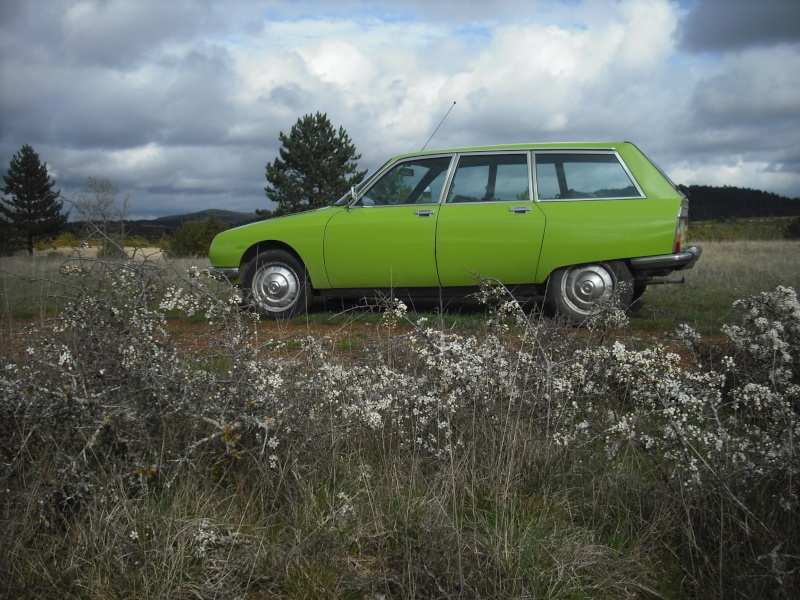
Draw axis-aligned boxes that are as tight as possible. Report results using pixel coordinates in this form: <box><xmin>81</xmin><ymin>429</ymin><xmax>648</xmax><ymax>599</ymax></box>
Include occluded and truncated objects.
<box><xmin>447</xmin><ymin>153</ymin><xmax>530</xmax><ymax>203</ymax></box>
<box><xmin>534</xmin><ymin>153</ymin><xmax>643</xmax><ymax>200</ymax></box>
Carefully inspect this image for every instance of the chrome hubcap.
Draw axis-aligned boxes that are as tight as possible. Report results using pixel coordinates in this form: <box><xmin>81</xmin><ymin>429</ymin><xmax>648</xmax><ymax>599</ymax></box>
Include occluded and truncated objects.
<box><xmin>563</xmin><ymin>265</ymin><xmax>614</xmax><ymax>314</ymax></box>
<box><xmin>253</xmin><ymin>264</ymin><xmax>299</xmax><ymax>311</ymax></box>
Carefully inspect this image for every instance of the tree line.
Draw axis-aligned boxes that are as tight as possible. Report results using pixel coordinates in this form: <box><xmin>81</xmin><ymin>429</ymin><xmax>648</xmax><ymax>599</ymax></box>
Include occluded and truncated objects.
<box><xmin>4</xmin><ymin>116</ymin><xmax>800</xmax><ymax>255</ymax></box>
<box><xmin>680</xmin><ymin>184</ymin><xmax>800</xmax><ymax>221</ymax></box>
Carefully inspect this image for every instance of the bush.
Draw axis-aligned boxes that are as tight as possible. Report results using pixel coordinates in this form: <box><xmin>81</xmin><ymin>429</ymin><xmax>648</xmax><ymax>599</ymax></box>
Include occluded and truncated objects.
<box><xmin>34</xmin><ymin>232</ymin><xmax>81</xmax><ymax>251</ymax></box>
<box><xmin>168</xmin><ymin>215</ymin><xmax>229</xmax><ymax>257</ymax></box>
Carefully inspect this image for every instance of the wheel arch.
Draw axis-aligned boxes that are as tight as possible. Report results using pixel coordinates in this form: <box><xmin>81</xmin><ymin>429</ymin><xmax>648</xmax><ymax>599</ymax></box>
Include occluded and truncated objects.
<box><xmin>240</xmin><ymin>241</ymin><xmax>315</xmax><ymax>288</ymax></box>
<box><xmin>541</xmin><ymin>257</ymin><xmax>635</xmax><ymax>287</ymax></box>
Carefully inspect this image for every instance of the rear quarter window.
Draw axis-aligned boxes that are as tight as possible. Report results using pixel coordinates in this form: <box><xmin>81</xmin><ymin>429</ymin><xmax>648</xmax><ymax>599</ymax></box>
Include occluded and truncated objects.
<box><xmin>534</xmin><ymin>152</ymin><xmax>643</xmax><ymax>200</ymax></box>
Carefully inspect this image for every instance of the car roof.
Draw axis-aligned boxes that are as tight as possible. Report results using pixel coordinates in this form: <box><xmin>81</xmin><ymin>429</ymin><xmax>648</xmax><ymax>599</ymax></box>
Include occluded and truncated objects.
<box><xmin>392</xmin><ymin>141</ymin><xmax>634</xmax><ymax>161</ymax></box>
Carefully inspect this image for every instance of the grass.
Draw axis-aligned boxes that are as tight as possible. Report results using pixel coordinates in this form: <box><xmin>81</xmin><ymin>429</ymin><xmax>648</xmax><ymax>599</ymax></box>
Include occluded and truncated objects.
<box><xmin>13</xmin><ymin>437</ymin><xmax>667</xmax><ymax>598</ymax></box>
<box><xmin>690</xmin><ymin>216</ymin><xmax>797</xmax><ymax>241</ymax></box>
<box><xmin>0</xmin><ymin>253</ymin><xmax>68</xmax><ymax>320</ymax></box>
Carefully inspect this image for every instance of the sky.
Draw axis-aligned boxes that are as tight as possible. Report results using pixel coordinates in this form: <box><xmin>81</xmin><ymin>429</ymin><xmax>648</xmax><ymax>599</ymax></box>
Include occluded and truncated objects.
<box><xmin>1</xmin><ymin>0</ymin><xmax>799</xmax><ymax>220</ymax></box>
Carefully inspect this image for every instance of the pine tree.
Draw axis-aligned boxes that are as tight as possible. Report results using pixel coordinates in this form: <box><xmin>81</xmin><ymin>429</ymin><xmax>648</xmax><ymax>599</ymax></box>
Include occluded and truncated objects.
<box><xmin>264</xmin><ymin>112</ymin><xmax>367</xmax><ymax>216</ymax></box>
<box><xmin>1</xmin><ymin>144</ymin><xmax>66</xmax><ymax>255</ymax></box>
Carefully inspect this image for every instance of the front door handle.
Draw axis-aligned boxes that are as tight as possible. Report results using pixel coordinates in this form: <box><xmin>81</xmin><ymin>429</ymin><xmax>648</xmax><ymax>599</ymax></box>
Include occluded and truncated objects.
<box><xmin>509</xmin><ymin>206</ymin><xmax>531</xmax><ymax>214</ymax></box>
<box><xmin>415</xmin><ymin>209</ymin><xmax>436</xmax><ymax>217</ymax></box>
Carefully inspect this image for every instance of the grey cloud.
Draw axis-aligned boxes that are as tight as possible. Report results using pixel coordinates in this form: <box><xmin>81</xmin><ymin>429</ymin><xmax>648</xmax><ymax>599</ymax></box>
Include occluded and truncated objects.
<box><xmin>266</xmin><ymin>84</ymin><xmax>308</xmax><ymax>110</ymax></box>
<box><xmin>684</xmin><ymin>46</ymin><xmax>800</xmax><ymax>161</ymax></box>
<box><xmin>2</xmin><ymin>39</ymin><xmax>238</xmax><ymax>151</ymax></box>
<box><xmin>153</xmin><ymin>47</ymin><xmax>239</xmax><ymax>145</ymax></box>
<box><xmin>61</xmin><ymin>3</ymin><xmax>200</xmax><ymax>69</ymax></box>
<box><xmin>677</xmin><ymin>0</ymin><xmax>800</xmax><ymax>53</ymax></box>
<box><xmin>1</xmin><ymin>62</ymin><xmax>157</xmax><ymax>150</ymax></box>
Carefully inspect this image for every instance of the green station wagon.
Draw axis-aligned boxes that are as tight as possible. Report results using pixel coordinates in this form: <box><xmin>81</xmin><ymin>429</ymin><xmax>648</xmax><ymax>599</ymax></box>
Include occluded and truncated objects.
<box><xmin>208</xmin><ymin>142</ymin><xmax>701</xmax><ymax>324</ymax></box>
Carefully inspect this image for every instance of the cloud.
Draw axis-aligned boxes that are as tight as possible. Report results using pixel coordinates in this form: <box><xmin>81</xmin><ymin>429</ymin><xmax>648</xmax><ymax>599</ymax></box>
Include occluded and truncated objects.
<box><xmin>60</xmin><ymin>0</ymin><xmax>207</xmax><ymax>69</ymax></box>
<box><xmin>689</xmin><ymin>46</ymin><xmax>800</xmax><ymax>129</ymax></box>
<box><xmin>677</xmin><ymin>0</ymin><xmax>800</xmax><ymax>53</ymax></box>
<box><xmin>2</xmin><ymin>0</ymin><xmax>799</xmax><ymax>221</ymax></box>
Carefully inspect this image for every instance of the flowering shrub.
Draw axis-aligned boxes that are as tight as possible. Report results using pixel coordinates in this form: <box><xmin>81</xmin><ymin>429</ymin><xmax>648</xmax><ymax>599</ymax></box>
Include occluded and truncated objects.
<box><xmin>552</xmin><ymin>287</ymin><xmax>798</xmax><ymax>506</ymax></box>
<box><xmin>723</xmin><ymin>285</ymin><xmax>800</xmax><ymax>388</ymax></box>
<box><xmin>241</xmin><ymin>291</ymin><xmax>549</xmax><ymax>461</ymax></box>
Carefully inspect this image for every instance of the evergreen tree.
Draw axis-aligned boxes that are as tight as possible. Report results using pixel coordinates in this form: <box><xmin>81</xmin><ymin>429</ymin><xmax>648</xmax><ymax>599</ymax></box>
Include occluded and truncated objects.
<box><xmin>1</xmin><ymin>145</ymin><xmax>66</xmax><ymax>255</ymax></box>
<box><xmin>264</xmin><ymin>112</ymin><xmax>367</xmax><ymax>216</ymax></box>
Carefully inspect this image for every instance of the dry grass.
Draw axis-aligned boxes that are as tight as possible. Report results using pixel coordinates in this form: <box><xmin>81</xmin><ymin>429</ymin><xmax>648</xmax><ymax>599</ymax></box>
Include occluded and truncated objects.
<box><xmin>633</xmin><ymin>240</ymin><xmax>800</xmax><ymax>332</ymax></box>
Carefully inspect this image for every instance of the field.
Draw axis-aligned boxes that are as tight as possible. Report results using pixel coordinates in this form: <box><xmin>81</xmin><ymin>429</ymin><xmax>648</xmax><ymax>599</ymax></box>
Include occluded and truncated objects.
<box><xmin>1</xmin><ymin>241</ymin><xmax>799</xmax><ymax>598</ymax></box>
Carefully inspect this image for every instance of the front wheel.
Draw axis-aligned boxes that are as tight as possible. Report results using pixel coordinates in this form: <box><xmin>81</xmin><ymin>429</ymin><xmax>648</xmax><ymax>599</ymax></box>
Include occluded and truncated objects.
<box><xmin>243</xmin><ymin>250</ymin><xmax>310</xmax><ymax>319</ymax></box>
<box><xmin>546</xmin><ymin>261</ymin><xmax>633</xmax><ymax>325</ymax></box>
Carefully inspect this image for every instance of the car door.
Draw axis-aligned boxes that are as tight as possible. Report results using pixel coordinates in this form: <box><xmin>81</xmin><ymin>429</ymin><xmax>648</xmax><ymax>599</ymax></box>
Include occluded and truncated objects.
<box><xmin>435</xmin><ymin>152</ymin><xmax>546</xmax><ymax>287</ymax></box>
<box><xmin>323</xmin><ymin>155</ymin><xmax>453</xmax><ymax>288</ymax></box>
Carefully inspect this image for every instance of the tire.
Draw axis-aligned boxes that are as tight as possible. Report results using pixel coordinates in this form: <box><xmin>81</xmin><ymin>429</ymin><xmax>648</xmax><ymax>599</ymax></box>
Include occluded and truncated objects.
<box><xmin>632</xmin><ymin>284</ymin><xmax>647</xmax><ymax>304</ymax></box>
<box><xmin>546</xmin><ymin>261</ymin><xmax>634</xmax><ymax>325</ymax></box>
<box><xmin>243</xmin><ymin>250</ymin><xmax>310</xmax><ymax>319</ymax></box>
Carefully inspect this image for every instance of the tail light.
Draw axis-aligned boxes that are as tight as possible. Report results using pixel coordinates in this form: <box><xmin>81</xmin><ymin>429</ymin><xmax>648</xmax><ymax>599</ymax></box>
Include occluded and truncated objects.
<box><xmin>674</xmin><ymin>208</ymin><xmax>689</xmax><ymax>253</ymax></box>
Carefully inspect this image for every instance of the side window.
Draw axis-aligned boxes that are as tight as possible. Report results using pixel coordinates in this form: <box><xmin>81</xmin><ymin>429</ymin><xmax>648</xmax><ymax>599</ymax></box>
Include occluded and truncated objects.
<box><xmin>535</xmin><ymin>153</ymin><xmax>642</xmax><ymax>200</ymax></box>
<box><xmin>447</xmin><ymin>154</ymin><xmax>530</xmax><ymax>203</ymax></box>
<box><xmin>359</xmin><ymin>156</ymin><xmax>451</xmax><ymax>206</ymax></box>
<box><xmin>534</xmin><ymin>162</ymin><xmax>560</xmax><ymax>200</ymax></box>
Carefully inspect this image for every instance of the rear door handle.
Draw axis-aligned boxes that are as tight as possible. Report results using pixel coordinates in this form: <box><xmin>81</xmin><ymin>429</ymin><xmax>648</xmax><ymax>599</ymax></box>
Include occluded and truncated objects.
<box><xmin>415</xmin><ymin>209</ymin><xmax>436</xmax><ymax>217</ymax></box>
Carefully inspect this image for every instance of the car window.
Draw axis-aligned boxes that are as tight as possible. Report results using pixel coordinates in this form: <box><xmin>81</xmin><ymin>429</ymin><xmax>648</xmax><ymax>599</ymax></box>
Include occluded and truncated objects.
<box><xmin>358</xmin><ymin>156</ymin><xmax>451</xmax><ymax>206</ymax></box>
<box><xmin>446</xmin><ymin>154</ymin><xmax>530</xmax><ymax>203</ymax></box>
<box><xmin>534</xmin><ymin>153</ymin><xmax>642</xmax><ymax>200</ymax></box>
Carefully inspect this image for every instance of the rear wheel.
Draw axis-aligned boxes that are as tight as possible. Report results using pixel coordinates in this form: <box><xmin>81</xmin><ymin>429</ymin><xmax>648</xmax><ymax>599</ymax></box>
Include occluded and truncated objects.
<box><xmin>243</xmin><ymin>250</ymin><xmax>310</xmax><ymax>319</ymax></box>
<box><xmin>546</xmin><ymin>261</ymin><xmax>633</xmax><ymax>325</ymax></box>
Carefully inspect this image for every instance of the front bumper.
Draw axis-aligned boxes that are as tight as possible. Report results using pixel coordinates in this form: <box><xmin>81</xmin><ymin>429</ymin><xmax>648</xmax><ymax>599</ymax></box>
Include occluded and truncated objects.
<box><xmin>207</xmin><ymin>266</ymin><xmax>241</xmax><ymax>282</ymax></box>
<box><xmin>630</xmin><ymin>245</ymin><xmax>702</xmax><ymax>272</ymax></box>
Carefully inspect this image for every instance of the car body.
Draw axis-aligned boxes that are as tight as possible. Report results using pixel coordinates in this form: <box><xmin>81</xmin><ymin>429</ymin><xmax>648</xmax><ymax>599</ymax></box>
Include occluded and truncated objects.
<box><xmin>209</xmin><ymin>142</ymin><xmax>701</xmax><ymax>324</ymax></box>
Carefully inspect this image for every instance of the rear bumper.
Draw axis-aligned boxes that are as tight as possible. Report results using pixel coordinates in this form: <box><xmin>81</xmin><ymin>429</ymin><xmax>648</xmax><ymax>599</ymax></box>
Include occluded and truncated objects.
<box><xmin>630</xmin><ymin>245</ymin><xmax>702</xmax><ymax>272</ymax></box>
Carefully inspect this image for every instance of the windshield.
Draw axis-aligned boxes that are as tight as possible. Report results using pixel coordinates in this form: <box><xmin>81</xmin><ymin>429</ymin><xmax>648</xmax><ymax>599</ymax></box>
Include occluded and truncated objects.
<box><xmin>333</xmin><ymin>159</ymin><xmax>395</xmax><ymax>206</ymax></box>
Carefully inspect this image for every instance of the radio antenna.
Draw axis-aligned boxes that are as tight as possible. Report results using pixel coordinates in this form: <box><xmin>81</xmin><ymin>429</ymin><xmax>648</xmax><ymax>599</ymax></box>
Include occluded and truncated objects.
<box><xmin>421</xmin><ymin>101</ymin><xmax>456</xmax><ymax>151</ymax></box>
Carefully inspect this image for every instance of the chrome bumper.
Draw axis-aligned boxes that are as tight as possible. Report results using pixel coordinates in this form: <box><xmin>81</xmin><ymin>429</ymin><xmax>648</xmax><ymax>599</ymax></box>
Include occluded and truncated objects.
<box><xmin>207</xmin><ymin>266</ymin><xmax>241</xmax><ymax>281</ymax></box>
<box><xmin>630</xmin><ymin>246</ymin><xmax>702</xmax><ymax>272</ymax></box>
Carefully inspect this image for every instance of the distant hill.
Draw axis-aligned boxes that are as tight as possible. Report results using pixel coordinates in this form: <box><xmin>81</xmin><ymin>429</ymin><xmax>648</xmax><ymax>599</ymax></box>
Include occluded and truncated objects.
<box><xmin>121</xmin><ymin>210</ymin><xmax>262</xmax><ymax>239</ymax></box>
<box><xmin>149</xmin><ymin>209</ymin><xmax>262</xmax><ymax>228</ymax></box>
<box><xmin>680</xmin><ymin>185</ymin><xmax>800</xmax><ymax>221</ymax></box>
<box><xmin>66</xmin><ymin>209</ymin><xmax>264</xmax><ymax>241</ymax></box>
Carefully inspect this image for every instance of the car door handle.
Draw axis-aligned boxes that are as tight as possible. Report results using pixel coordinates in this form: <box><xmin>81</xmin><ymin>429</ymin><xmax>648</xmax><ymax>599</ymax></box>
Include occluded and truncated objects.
<box><xmin>414</xmin><ymin>209</ymin><xmax>436</xmax><ymax>217</ymax></box>
<box><xmin>509</xmin><ymin>206</ymin><xmax>531</xmax><ymax>214</ymax></box>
